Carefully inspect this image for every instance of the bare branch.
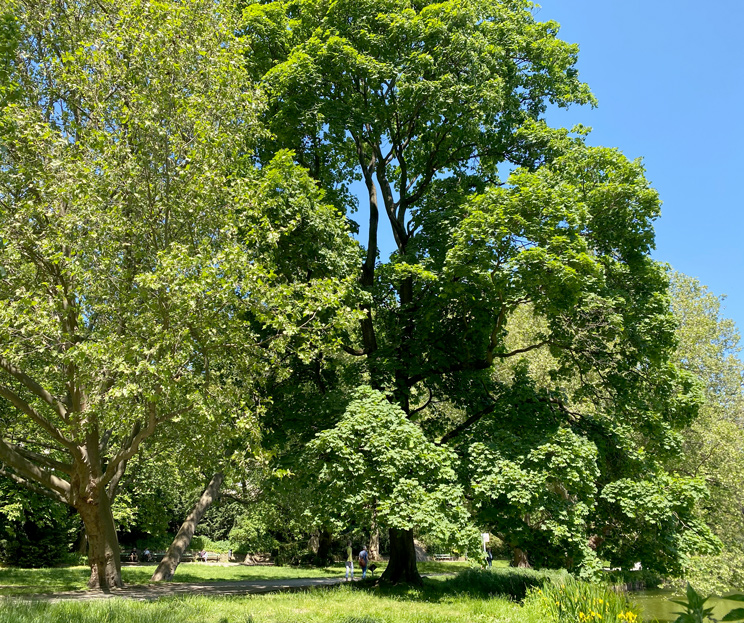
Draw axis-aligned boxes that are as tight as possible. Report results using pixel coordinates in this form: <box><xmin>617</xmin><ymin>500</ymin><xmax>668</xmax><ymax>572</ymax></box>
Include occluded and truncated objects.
<box><xmin>409</xmin><ymin>386</ymin><xmax>433</xmax><ymax>416</ymax></box>
<box><xmin>439</xmin><ymin>402</ymin><xmax>497</xmax><ymax>444</ymax></box>
<box><xmin>107</xmin><ymin>421</ymin><xmax>140</xmax><ymax>501</ymax></box>
<box><xmin>102</xmin><ymin>404</ymin><xmax>192</xmax><ymax>487</ymax></box>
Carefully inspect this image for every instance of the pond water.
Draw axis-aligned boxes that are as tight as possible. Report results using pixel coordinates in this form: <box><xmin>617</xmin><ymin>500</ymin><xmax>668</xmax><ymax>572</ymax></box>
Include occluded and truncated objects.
<box><xmin>630</xmin><ymin>589</ymin><xmax>743</xmax><ymax>622</ymax></box>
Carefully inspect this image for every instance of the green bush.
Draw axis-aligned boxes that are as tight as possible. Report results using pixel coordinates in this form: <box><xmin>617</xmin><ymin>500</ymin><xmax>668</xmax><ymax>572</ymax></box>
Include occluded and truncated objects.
<box><xmin>444</xmin><ymin>567</ymin><xmax>565</xmax><ymax>601</ymax></box>
<box><xmin>525</xmin><ymin>577</ymin><xmax>641</xmax><ymax>623</ymax></box>
<box><xmin>190</xmin><ymin>536</ymin><xmax>231</xmax><ymax>553</ymax></box>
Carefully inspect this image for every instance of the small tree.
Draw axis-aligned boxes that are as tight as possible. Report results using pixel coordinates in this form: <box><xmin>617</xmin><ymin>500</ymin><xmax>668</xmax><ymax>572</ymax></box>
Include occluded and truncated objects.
<box><xmin>304</xmin><ymin>387</ymin><xmax>473</xmax><ymax>584</ymax></box>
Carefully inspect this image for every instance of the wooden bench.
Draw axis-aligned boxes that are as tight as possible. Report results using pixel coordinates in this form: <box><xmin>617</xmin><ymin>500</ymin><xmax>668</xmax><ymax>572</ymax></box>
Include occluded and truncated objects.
<box><xmin>433</xmin><ymin>554</ymin><xmax>454</xmax><ymax>561</ymax></box>
<box><xmin>193</xmin><ymin>551</ymin><xmax>221</xmax><ymax>562</ymax></box>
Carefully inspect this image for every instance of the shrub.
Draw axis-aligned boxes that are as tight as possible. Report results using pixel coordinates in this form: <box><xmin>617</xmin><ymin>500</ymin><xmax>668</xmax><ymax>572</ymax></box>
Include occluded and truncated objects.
<box><xmin>526</xmin><ymin>578</ymin><xmax>642</xmax><ymax>623</ymax></box>
<box><xmin>444</xmin><ymin>567</ymin><xmax>566</xmax><ymax>601</ymax></box>
<box><xmin>190</xmin><ymin>536</ymin><xmax>231</xmax><ymax>553</ymax></box>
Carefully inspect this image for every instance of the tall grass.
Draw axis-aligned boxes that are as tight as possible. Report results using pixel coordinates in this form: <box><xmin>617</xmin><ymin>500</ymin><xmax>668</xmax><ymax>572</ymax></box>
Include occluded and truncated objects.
<box><xmin>524</xmin><ymin>578</ymin><xmax>642</xmax><ymax>623</ymax></box>
<box><xmin>444</xmin><ymin>566</ymin><xmax>568</xmax><ymax>601</ymax></box>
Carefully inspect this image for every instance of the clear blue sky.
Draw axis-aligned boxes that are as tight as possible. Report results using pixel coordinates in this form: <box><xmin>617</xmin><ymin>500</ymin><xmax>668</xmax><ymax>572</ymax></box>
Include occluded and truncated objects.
<box><xmin>537</xmin><ymin>0</ymin><xmax>744</xmax><ymax>332</ymax></box>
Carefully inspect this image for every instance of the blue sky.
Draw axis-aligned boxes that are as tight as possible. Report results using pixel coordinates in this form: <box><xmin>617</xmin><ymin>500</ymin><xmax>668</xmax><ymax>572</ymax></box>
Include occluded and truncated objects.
<box><xmin>537</xmin><ymin>0</ymin><xmax>744</xmax><ymax>332</ymax></box>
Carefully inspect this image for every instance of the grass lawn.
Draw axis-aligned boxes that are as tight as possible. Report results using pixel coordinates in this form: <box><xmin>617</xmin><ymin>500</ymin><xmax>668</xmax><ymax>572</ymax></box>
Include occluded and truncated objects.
<box><xmin>0</xmin><ymin>560</ymin><xmax>474</xmax><ymax>596</ymax></box>
<box><xmin>0</xmin><ymin>578</ymin><xmax>548</xmax><ymax>623</ymax></box>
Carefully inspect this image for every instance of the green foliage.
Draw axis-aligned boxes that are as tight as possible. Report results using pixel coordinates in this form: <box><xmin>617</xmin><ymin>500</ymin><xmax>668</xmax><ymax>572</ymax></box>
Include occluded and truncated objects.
<box><xmin>444</xmin><ymin>566</ymin><xmax>564</xmax><ymax>601</ymax></box>
<box><xmin>526</xmin><ymin>578</ymin><xmax>642</xmax><ymax>623</ymax></box>
<box><xmin>597</xmin><ymin>473</ymin><xmax>718</xmax><ymax>577</ymax></box>
<box><xmin>243</xmin><ymin>0</ymin><xmax>711</xmax><ymax>582</ymax></box>
<box><xmin>670</xmin><ymin>584</ymin><xmax>744</xmax><ymax>623</ymax></box>
<box><xmin>0</xmin><ymin>477</ymin><xmax>77</xmax><ymax>567</ymax></box>
<box><xmin>468</xmin><ymin>370</ymin><xmax>602</xmax><ymax>574</ymax></box>
<box><xmin>0</xmin><ymin>0</ymin><xmax>359</xmax><ymax>587</ymax></box>
<box><xmin>668</xmin><ymin>273</ymin><xmax>744</xmax><ymax>592</ymax></box>
<box><xmin>228</xmin><ymin>506</ymin><xmax>280</xmax><ymax>555</ymax></box>
<box><xmin>303</xmin><ymin>387</ymin><xmax>472</xmax><ymax>550</ymax></box>
<box><xmin>189</xmin><ymin>536</ymin><xmax>230</xmax><ymax>554</ymax></box>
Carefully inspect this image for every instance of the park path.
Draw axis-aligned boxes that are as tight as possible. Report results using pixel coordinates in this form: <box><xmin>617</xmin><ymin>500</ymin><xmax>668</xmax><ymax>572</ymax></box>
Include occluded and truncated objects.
<box><xmin>4</xmin><ymin>575</ymin><xmax>371</xmax><ymax>603</ymax></box>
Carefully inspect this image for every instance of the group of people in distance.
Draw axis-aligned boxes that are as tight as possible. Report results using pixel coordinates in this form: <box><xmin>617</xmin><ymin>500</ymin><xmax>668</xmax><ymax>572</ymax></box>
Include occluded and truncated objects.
<box><xmin>128</xmin><ymin>547</ymin><xmax>152</xmax><ymax>562</ymax></box>
<box><xmin>345</xmin><ymin>542</ymin><xmax>370</xmax><ymax>581</ymax></box>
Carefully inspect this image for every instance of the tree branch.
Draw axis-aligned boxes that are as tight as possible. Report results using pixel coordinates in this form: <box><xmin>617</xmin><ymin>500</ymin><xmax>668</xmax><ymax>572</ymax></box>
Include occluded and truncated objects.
<box><xmin>101</xmin><ymin>404</ymin><xmax>192</xmax><ymax>487</ymax></box>
<box><xmin>439</xmin><ymin>402</ymin><xmax>497</xmax><ymax>444</ymax></box>
<box><xmin>0</xmin><ymin>356</ymin><xmax>68</xmax><ymax>422</ymax></box>
<box><xmin>13</xmin><ymin>445</ymin><xmax>74</xmax><ymax>475</ymax></box>
<box><xmin>0</xmin><ymin>385</ymin><xmax>76</xmax><ymax>452</ymax></box>
<box><xmin>0</xmin><ymin>466</ymin><xmax>68</xmax><ymax>504</ymax></box>
<box><xmin>0</xmin><ymin>437</ymin><xmax>71</xmax><ymax>502</ymax></box>
<box><xmin>107</xmin><ymin>421</ymin><xmax>141</xmax><ymax>501</ymax></box>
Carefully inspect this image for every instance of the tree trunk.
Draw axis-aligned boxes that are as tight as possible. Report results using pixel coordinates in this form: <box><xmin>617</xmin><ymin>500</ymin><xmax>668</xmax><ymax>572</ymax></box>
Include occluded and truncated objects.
<box><xmin>380</xmin><ymin>527</ymin><xmax>421</xmax><ymax>585</ymax></box>
<box><xmin>151</xmin><ymin>472</ymin><xmax>224</xmax><ymax>582</ymax></box>
<box><xmin>316</xmin><ymin>528</ymin><xmax>333</xmax><ymax>565</ymax></box>
<box><xmin>77</xmin><ymin>490</ymin><xmax>122</xmax><ymax>590</ymax></box>
<box><xmin>369</xmin><ymin>527</ymin><xmax>380</xmax><ymax>561</ymax></box>
<box><xmin>512</xmin><ymin>547</ymin><xmax>531</xmax><ymax>568</ymax></box>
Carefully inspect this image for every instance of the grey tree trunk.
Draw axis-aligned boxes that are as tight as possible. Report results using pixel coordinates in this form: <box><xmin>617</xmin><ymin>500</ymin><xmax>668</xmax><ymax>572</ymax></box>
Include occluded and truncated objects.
<box><xmin>151</xmin><ymin>472</ymin><xmax>224</xmax><ymax>582</ymax></box>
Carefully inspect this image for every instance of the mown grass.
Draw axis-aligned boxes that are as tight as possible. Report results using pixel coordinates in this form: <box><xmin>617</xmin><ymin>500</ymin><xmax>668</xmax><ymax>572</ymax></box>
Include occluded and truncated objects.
<box><xmin>0</xmin><ymin>560</ymin><xmax>473</xmax><ymax>596</ymax></box>
<box><xmin>0</xmin><ymin>578</ymin><xmax>551</xmax><ymax>623</ymax></box>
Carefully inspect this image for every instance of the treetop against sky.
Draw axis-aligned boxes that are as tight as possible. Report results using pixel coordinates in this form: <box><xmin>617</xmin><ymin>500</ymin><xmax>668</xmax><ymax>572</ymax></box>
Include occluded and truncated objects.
<box><xmin>363</xmin><ymin>1</ymin><xmax>744</xmax><ymax>335</ymax></box>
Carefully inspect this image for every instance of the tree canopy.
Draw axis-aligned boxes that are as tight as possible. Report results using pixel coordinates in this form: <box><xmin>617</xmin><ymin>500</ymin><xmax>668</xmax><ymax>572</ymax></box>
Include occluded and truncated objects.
<box><xmin>0</xmin><ymin>0</ymin><xmax>735</xmax><ymax>590</ymax></box>
<box><xmin>244</xmin><ymin>0</ymin><xmax>707</xmax><ymax>582</ymax></box>
<box><xmin>0</xmin><ymin>0</ymin><xmax>357</xmax><ymax>588</ymax></box>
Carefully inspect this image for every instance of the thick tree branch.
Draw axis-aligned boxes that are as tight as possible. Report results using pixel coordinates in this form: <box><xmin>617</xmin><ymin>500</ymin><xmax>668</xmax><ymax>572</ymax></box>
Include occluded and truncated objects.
<box><xmin>341</xmin><ymin>344</ymin><xmax>369</xmax><ymax>357</ymax></box>
<box><xmin>14</xmin><ymin>445</ymin><xmax>74</xmax><ymax>475</ymax></box>
<box><xmin>0</xmin><ymin>385</ymin><xmax>76</xmax><ymax>452</ymax></box>
<box><xmin>0</xmin><ymin>356</ymin><xmax>68</xmax><ymax>421</ymax></box>
<box><xmin>406</xmin><ymin>340</ymin><xmax>550</xmax><ymax>388</ymax></box>
<box><xmin>0</xmin><ymin>466</ymin><xmax>68</xmax><ymax>504</ymax></box>
<box><xmin>0</xmin><ymin>437</ymin><xmax>71</xmax><ymax>502</ymax></box>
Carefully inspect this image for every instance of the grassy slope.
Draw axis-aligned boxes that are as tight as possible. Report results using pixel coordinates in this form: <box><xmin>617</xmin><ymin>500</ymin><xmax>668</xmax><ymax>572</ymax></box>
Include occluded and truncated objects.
<box><xmin>0</xmin><ymin>561</ymin><xmax>473</xmax><ymax>596</ymax></box>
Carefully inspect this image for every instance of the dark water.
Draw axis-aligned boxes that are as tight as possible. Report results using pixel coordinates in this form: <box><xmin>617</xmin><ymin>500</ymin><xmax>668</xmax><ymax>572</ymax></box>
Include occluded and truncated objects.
<box><xmin>631</xmin><ymin>589</ymin><xmax>743</xmax><ymax>622</ymax></box>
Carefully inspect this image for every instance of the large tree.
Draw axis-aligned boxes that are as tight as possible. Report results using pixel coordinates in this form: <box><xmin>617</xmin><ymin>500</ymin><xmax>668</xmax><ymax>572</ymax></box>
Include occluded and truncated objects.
<box><xmin>243</xmin><ymin>0</ymin><xmax>702</xmax><ymax>582</ymax></box>
<box><xmin>0</xmin><ymin>0</ymin><xmax>357</xmax><ymax>589</ymax></box>
<box><xmin>669</xmin><ymin>273</ymin><xmax>744</xmax><ymax>592</ymax></box>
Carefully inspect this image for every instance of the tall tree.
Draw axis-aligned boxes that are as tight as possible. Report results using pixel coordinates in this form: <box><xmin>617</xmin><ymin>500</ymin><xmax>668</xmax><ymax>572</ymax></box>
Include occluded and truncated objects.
<box><xmin>669</xmin><ymin>273</ymin><xmax>744</xmax><ymax>592</ymax></box>
<box><xmin>244</xmin><ymin>0</ymin><xmax>702</xmax><ymax>582</ymax></box>
<box><xmin>0</xmin><ymin>0</ymin><xmax>357</xmax><ymax>589</ymax></box>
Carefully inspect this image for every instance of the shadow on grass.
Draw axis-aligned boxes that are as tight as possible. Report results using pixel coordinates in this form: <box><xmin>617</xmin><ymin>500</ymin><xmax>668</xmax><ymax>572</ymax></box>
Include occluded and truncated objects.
<box><xmin>343</xmin><ymin>567</ymin><xmax>569</xmax><ymax>605</ymax></box>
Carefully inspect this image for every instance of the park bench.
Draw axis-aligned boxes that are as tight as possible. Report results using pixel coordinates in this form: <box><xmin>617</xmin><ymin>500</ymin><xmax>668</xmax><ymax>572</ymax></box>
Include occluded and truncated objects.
<box><xmin>433</xmin><ymin>553</ymin><xmax>454</xmax><ymax>561</ymax></box>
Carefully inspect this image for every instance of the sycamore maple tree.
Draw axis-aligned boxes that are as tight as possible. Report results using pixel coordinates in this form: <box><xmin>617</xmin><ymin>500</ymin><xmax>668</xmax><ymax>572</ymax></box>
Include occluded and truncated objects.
<box><xmin>0</xmin><ymin>0</ymin><xmax>357</xmax><ymax>589</ymax></box>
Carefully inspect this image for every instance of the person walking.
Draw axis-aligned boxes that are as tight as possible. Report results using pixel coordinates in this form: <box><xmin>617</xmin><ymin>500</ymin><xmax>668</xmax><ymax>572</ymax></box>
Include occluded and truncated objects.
<box><xmin>345</xmin><ymin>541</ymin><xmax>354</xmax><ymax>581</ymax></box>
<box><xmin>486</xmin><ymin>547</ymin><xmax>493</xmax><ymax>569</ymax></box>
<box><xmin>358</xmin><ymin>545</ymin><xmax>369</xmax><ymax>579</ymax></box>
